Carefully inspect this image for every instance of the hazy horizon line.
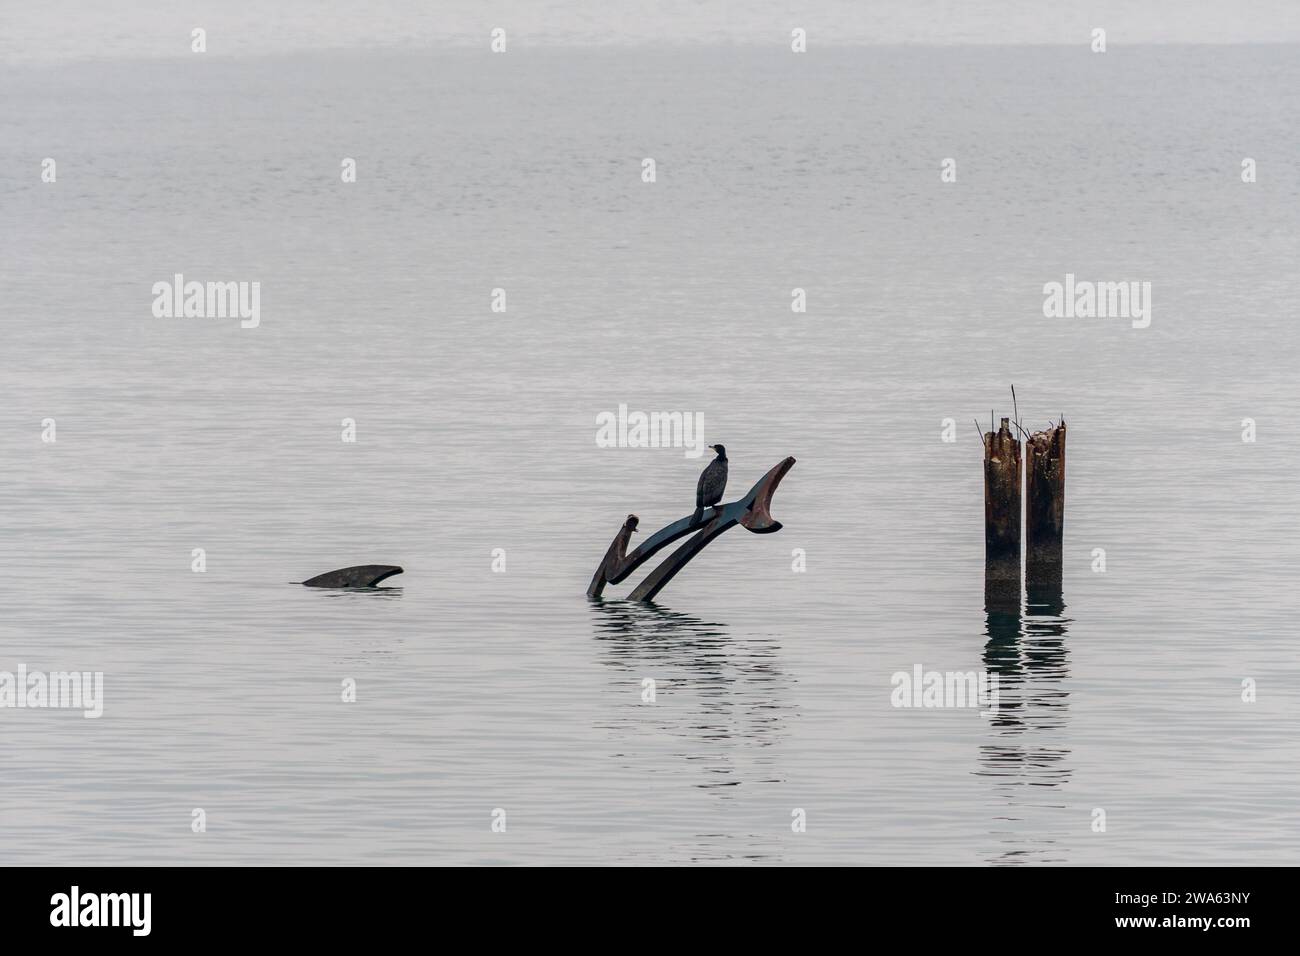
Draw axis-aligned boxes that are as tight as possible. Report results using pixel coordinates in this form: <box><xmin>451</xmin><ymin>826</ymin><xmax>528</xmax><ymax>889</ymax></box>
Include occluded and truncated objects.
<box><xmin>5</xmin><ymin>37</ymin><xmax>1300</xmax><ymax>67</ymax></box>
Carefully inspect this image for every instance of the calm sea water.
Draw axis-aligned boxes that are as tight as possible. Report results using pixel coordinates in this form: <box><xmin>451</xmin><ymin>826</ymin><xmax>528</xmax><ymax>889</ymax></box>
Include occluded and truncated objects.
<box><xmin>2</xmin><ymin>44</ymin><xmax>1298</xmax><ymax>865</ymax></box>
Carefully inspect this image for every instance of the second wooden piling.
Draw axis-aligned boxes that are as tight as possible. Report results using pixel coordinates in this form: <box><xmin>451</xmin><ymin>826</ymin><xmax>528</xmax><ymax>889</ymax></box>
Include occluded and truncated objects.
<box><xmin>1025</xmin><ymin>421</ymin><xmax>1066</xmax><ymax>585</ymax></box>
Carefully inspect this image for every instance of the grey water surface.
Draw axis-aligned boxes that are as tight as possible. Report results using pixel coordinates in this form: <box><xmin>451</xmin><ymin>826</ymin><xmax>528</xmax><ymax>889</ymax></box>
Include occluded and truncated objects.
<box><xmin>2</xmin><ymin>41</ymin><xmax>1298</xmax><ymax>865</ymax></box>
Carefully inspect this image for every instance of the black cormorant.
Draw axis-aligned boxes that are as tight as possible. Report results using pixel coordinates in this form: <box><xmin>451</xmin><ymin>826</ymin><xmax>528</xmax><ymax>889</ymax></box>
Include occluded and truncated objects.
<box><xmin>695</xmin><ymin>444</ymin><xmax>729</xmax><ymax>514</ymax></box>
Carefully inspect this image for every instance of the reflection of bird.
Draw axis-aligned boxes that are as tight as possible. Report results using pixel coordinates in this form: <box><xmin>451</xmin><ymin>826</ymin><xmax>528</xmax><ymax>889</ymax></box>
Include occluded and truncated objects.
<box><xmin>695</xmin><ymin>444</ymin><xmax>729</xmax><ymax>514</ymax></box>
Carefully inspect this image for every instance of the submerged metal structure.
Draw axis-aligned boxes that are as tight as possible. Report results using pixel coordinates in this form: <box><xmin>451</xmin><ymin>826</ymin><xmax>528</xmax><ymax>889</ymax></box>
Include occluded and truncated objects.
<box><xmin>302</xmin><ymin>565</ymin><xmax>404</xmax><ymax>588</ymax></box>
<box><xmin>588</xmin><ymin>457</ymin><xmax>795</xmax><ymax>602</ymax></box>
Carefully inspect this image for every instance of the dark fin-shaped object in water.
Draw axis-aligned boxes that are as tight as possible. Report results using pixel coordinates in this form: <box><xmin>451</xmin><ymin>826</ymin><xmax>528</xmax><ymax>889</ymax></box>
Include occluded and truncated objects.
<box><xmin>301</xmin><ymin>565</ymin><xmax>404</xmax><ymax>588</ymax></box>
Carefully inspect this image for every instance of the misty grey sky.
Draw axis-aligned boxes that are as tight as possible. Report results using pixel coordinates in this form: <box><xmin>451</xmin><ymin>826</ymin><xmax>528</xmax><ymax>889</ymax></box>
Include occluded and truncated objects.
<box><xmin>2</xmin><ymin>0</ymin><xmax>1298</xmax><ymax>62</ymax></box>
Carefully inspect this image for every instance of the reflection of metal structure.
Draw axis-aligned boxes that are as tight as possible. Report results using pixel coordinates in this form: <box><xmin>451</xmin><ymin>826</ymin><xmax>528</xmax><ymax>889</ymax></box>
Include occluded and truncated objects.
<box><xmin>588</xmin><ymin>457</ymin><xmax>796</xmax><ymax>602</ymax></box>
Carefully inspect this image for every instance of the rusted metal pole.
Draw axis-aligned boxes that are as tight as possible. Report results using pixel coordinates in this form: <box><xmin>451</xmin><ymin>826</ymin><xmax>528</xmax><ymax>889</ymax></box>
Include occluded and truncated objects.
<box><xmin>983</xmin><ymin>417</ymin><xmax>1021</xmax><ymax>584</ymax></box>
<box><xmin>1025</xmin><ymin>421</ymin><xmax>1066</xmax><ymax>586</ymax></box>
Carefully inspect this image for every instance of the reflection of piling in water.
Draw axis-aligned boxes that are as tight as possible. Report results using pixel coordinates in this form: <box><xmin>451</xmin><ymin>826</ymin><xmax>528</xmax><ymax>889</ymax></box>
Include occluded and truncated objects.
<box><xmin>981</xmin><ymin>565</ymin><xmax>1071</xmax><ymax>735</ymax></box>
<box><xmin>1025</xmin><ymin>422</ymin><xmax>1066</xmax><ymax>588</ymax></box>
<box><xmin>983</xmin><ymin>417</ymin><xmax>1021</xmax><ymax>584</ymax></box>
<box><xmin>983</xmin><ymin>570</ymin><xmax>1024</xmax><ymax>682</ymax></box>
<box><xmin>1026</xmin><ymin>571</ymin><xmax>1065</xmax><ymax>617</ymax></box>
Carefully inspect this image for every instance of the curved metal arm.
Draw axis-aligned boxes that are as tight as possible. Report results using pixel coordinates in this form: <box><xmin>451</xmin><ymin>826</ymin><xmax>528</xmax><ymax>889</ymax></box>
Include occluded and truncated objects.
<box><xmin>587</xmin><ymin>457</ymin><xmax>796</xmax><ymax>601</ymax></box>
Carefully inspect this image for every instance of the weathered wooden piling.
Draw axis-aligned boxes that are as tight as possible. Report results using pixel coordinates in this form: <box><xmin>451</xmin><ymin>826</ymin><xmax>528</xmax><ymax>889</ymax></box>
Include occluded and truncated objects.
<box><xmin>983</xmin><ymin>417</ymin><xmax>1022</xmax><ymax>583</ymax></box>
<box><xmin>1025</xmin><ymin>421</ymin><xmax>1066</xmax><ymax>585</ymax></box>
